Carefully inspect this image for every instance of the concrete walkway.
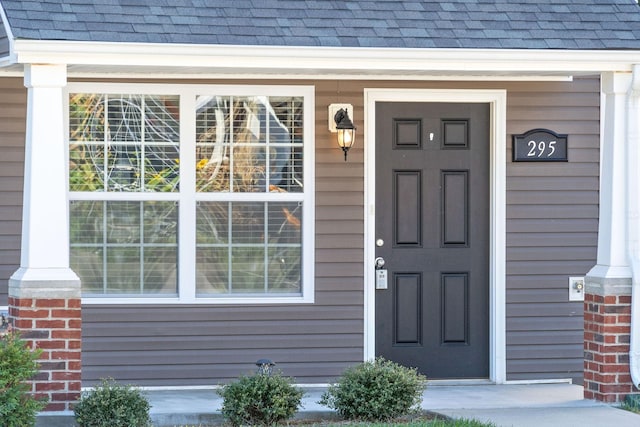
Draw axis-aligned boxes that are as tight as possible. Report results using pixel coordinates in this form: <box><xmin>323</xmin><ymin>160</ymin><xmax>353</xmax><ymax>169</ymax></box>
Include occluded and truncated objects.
<box><xmin>146</xmin><ymin>382</ymin><xmax>640</xmax><ymax>427</ymax></box>
<box><xmin>423</xmin><ymin>383</ymin><xmax>640</xmax><ymax>427</ymax></box>
<box><xmin>37</xmin><ymin>383</ymin><xmax>640</xmax><ymax>426</ymax></box>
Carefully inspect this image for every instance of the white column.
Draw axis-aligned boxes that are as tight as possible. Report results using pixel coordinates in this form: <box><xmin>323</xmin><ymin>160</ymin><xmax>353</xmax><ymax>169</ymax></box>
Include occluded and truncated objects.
<box><xmin>628</xmin><ymin>64</ymin><xmax>640</xmax><ymax>395</ymax></box>
<box><xmin>9</xmin><ymin>64</ymin><xmax>79</xmax><ymax>298</ymax></box>
<box><xmin>587</xmin><ymin>72</ymin><xmax>633</xmax><ymax>284</ymax></box>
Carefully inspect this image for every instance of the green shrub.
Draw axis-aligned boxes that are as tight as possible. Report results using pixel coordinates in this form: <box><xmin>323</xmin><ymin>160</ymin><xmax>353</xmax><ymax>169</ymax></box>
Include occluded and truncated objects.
<box><xmin>218</xmin><ymin>371</ymin><xmax>304</xmax><ymax>426</ymax></box>
<box><xmin>0</xmin><ymin>331</ymin><xmax>48</xmax><ymax>427</ymax></box>
<box><xmin>319</xmin><ymin>357</ymin><xmax>427</xmax><ymax>421</ymax></box>
<box><xmin>73</xmin><ymin>378</ymin><xmax>151</xmax><ymax>427</ymax></box>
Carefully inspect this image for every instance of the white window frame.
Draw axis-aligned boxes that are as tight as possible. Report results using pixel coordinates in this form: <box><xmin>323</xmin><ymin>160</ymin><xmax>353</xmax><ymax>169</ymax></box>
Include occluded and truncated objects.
<box><xmin>66</xmin><ymin>83</ymin><xmax>315</xmax><ymax>305</ymax></box>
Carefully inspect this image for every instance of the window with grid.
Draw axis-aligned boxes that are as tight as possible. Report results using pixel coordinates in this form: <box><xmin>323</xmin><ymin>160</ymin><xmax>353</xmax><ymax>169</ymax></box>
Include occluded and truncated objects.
<box><xmin>68</xmin><ymin>85</ymin><xmax>313</xmax><ymax>302</ymax></box>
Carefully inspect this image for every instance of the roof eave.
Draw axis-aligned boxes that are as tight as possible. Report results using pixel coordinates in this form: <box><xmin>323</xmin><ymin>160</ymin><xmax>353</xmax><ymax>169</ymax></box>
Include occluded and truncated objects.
<box><xmin>6</xmin><ymin>39</ymin><xmax>640</xmax><ymax>78</ymax></box>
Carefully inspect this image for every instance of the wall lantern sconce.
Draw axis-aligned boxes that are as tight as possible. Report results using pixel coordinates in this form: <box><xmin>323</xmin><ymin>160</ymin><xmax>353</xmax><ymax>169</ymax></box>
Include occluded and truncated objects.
<box><xmin>256</xmin><ymin>358</ymin><xmax>275</xmax><ymax>375</ymax></box>
<box><xmin>328</xmin><ymin>104</ymin><xmax>356</xmax><ymax>161</ymax></box>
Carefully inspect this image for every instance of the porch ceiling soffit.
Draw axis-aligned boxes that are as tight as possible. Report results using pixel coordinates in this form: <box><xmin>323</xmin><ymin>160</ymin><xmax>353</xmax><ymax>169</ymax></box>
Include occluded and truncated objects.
<box><xmin>1</xmin><ymin>40</ymin><xmax>640</xmax><ymax>80</ymax></box>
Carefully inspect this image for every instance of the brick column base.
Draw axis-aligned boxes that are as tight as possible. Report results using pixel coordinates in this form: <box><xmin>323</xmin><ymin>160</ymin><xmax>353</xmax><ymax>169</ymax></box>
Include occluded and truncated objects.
<box><xmin>584</xmin><ymin>289</ymin><xmax>639</xmax><ymax>402</ymax></box>
<box><xmin>8</xmin><ymin>296</ymin><xmax>81</xmax><ymax>412</ymax></box>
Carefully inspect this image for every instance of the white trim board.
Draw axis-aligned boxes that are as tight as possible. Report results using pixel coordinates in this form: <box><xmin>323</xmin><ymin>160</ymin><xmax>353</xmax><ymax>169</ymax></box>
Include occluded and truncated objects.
<box><xmin>8</xmin><ymin>40</ymin><xmax>640</xmax><ymax>76</ymax></box>
<box><xmin>363</xmin><ymin>88</ymin><xmax>507</xmax><ymax>383</ymax></box>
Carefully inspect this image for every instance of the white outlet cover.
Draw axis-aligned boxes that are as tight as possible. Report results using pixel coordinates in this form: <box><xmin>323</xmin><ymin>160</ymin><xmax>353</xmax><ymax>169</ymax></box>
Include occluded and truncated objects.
<box><xmin>569</xmin><ymin>276</ymin><xmax>585</xmax><ymax>302</ymax></box>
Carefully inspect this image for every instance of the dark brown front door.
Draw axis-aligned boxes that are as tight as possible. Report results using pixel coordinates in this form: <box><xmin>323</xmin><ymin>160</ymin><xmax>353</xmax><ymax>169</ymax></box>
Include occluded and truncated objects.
<box><xmin>375</xmin><ymin>102</ymin><xmax>490</xmax><ymax>379</ymax></box>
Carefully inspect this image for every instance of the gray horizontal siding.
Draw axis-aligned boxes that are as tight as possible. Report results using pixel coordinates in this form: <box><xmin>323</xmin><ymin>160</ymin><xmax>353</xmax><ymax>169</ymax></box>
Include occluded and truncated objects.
<box><xmin>505</xmin><ymin>76</ymin><xmax>599</xmax><ymax>385</ymax></box>
<box><xmin>0</xmin><ymin>78</ymin><xmax>25</xmax><ymax>306</ymax></box>
<box><xmin>83</xmin><ymin>305</ymin><xmax>365</xmax><ymax>384</ymax></box>
<box><xmin>82</xmin><ymin>79</ymin><xmax>367</xmax><ymax>386</ymax></box>
<box><xmin>77</xmin><ymin>78</ymin><xmax>595</xmax><ymax>386</ymax></box>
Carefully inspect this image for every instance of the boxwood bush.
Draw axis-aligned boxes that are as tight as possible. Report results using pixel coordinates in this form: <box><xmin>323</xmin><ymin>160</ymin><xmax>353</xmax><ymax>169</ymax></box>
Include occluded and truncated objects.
<box><xmin>319</xmin><ymin>357</ymin><xmax>427</xmax><ymax>421</ymax></box>
<box><xmin>73</xmin><ymin>378</ymin><xmax>151</xmax><ymax>427</ymax></box>
<box><xmin>0</xmin><ymin>331</ymin><xmax>48</xmax><ymax>427</ymax></box>
<box><xmin>218</xmin><ymin>370</ymin><xmax>304</xmax><ymax>426</ymax></box>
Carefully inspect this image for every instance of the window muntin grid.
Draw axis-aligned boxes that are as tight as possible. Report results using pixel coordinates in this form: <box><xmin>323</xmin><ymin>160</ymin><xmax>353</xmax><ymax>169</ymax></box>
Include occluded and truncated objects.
<box><xmin>67</xmin><ymin>87</ymin><xmax>310</xmax><ymax>301</ymax></box>
<box><xmin>70</xmin><ymin>200</ymin><xmax>178</xmax><ymax>295</ymax></box>
<box><xmin>69</xmin><ymin>94</ymin><xmax>180</xmax><ymax>193</ymax></box>
<box><xmin>195</xmin><ymin>96</ymin><xmax>303</xmax><ymax>193</ymax></box>
<box><xmin>195</xmin><ymin>201</ymin><xmax>302</xmax><ymax>295</ymax></box>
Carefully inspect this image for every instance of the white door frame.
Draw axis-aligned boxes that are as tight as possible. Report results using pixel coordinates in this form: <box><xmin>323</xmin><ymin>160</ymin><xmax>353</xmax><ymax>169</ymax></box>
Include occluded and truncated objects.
<box><xmin>363</xmin><ymin>88</ymin><xmax>507</xmax><ymax>383</ymax></box>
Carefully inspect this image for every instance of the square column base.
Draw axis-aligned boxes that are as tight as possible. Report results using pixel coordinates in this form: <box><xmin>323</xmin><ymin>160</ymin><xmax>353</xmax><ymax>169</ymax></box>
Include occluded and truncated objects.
<box><xmin>584</xmin><ymin>275</ymin><xmax>639</xmax><ymax>402</ymax></box>
<box><xmin>8</xmin><ymin>272</ymin><xmax>81</xmax><ymax>412</ymax></box>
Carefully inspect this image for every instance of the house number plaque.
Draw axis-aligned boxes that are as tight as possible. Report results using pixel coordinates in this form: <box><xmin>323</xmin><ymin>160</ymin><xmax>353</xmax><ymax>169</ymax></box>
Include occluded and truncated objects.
<box><xmin>512</xmin><ymin>128</ymin><xmax>568</xmax><ymax>162</ymax></box>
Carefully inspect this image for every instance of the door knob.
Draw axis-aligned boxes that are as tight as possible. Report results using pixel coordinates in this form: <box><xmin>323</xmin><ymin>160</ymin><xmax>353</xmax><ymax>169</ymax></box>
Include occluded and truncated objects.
<box><xmin>374</xmin><ymin>257</ymin><xmax>386</xmax><ymax>269</ymax></box>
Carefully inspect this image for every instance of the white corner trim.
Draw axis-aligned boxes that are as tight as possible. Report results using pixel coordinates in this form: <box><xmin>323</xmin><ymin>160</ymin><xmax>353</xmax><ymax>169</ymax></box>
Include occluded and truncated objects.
<box><xmin>363</xmin><ymin>88</ymin><xmax>507</xmax><ymax>383</ymax></box>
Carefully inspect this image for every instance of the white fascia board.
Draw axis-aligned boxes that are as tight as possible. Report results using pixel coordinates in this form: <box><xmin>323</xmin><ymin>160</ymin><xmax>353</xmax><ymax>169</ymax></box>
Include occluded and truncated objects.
<box><xmin>11</xmin><ymin>39</ymin><xmax>640</xmax><ymax>77</ymax></box>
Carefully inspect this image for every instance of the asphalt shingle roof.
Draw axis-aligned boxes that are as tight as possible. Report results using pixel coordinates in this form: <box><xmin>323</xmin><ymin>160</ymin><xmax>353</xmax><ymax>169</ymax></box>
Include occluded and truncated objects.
<box><xmin>2</xmin><ymin>0</ymin><xmax>640</xmax><ymax>50</ymax></box>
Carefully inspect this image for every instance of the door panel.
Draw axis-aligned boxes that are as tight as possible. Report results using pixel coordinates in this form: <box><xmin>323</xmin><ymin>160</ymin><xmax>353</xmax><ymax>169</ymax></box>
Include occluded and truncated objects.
<box><xmin>394</xmin><ymin>273</ymin><xmax>421</xmax><ymax>344</ymax></box>
<box><xmin>375</xmin><ymin>102</ymin><xmax>489</xmax><ymax>379</ymax></box>
<box><xmin>394</xmin><ymin>171</ymin><xmax>422</xmax><ymax>245</ymax></box>
<box><xmin>442</xmin><ymin>170</ymin><xmax>468</xmax><ymax>246</ymax></box>
<box><xmin>442</xmin><ymin>272</ymin><xmax>468</xmax><ymax>344</ymax></box>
